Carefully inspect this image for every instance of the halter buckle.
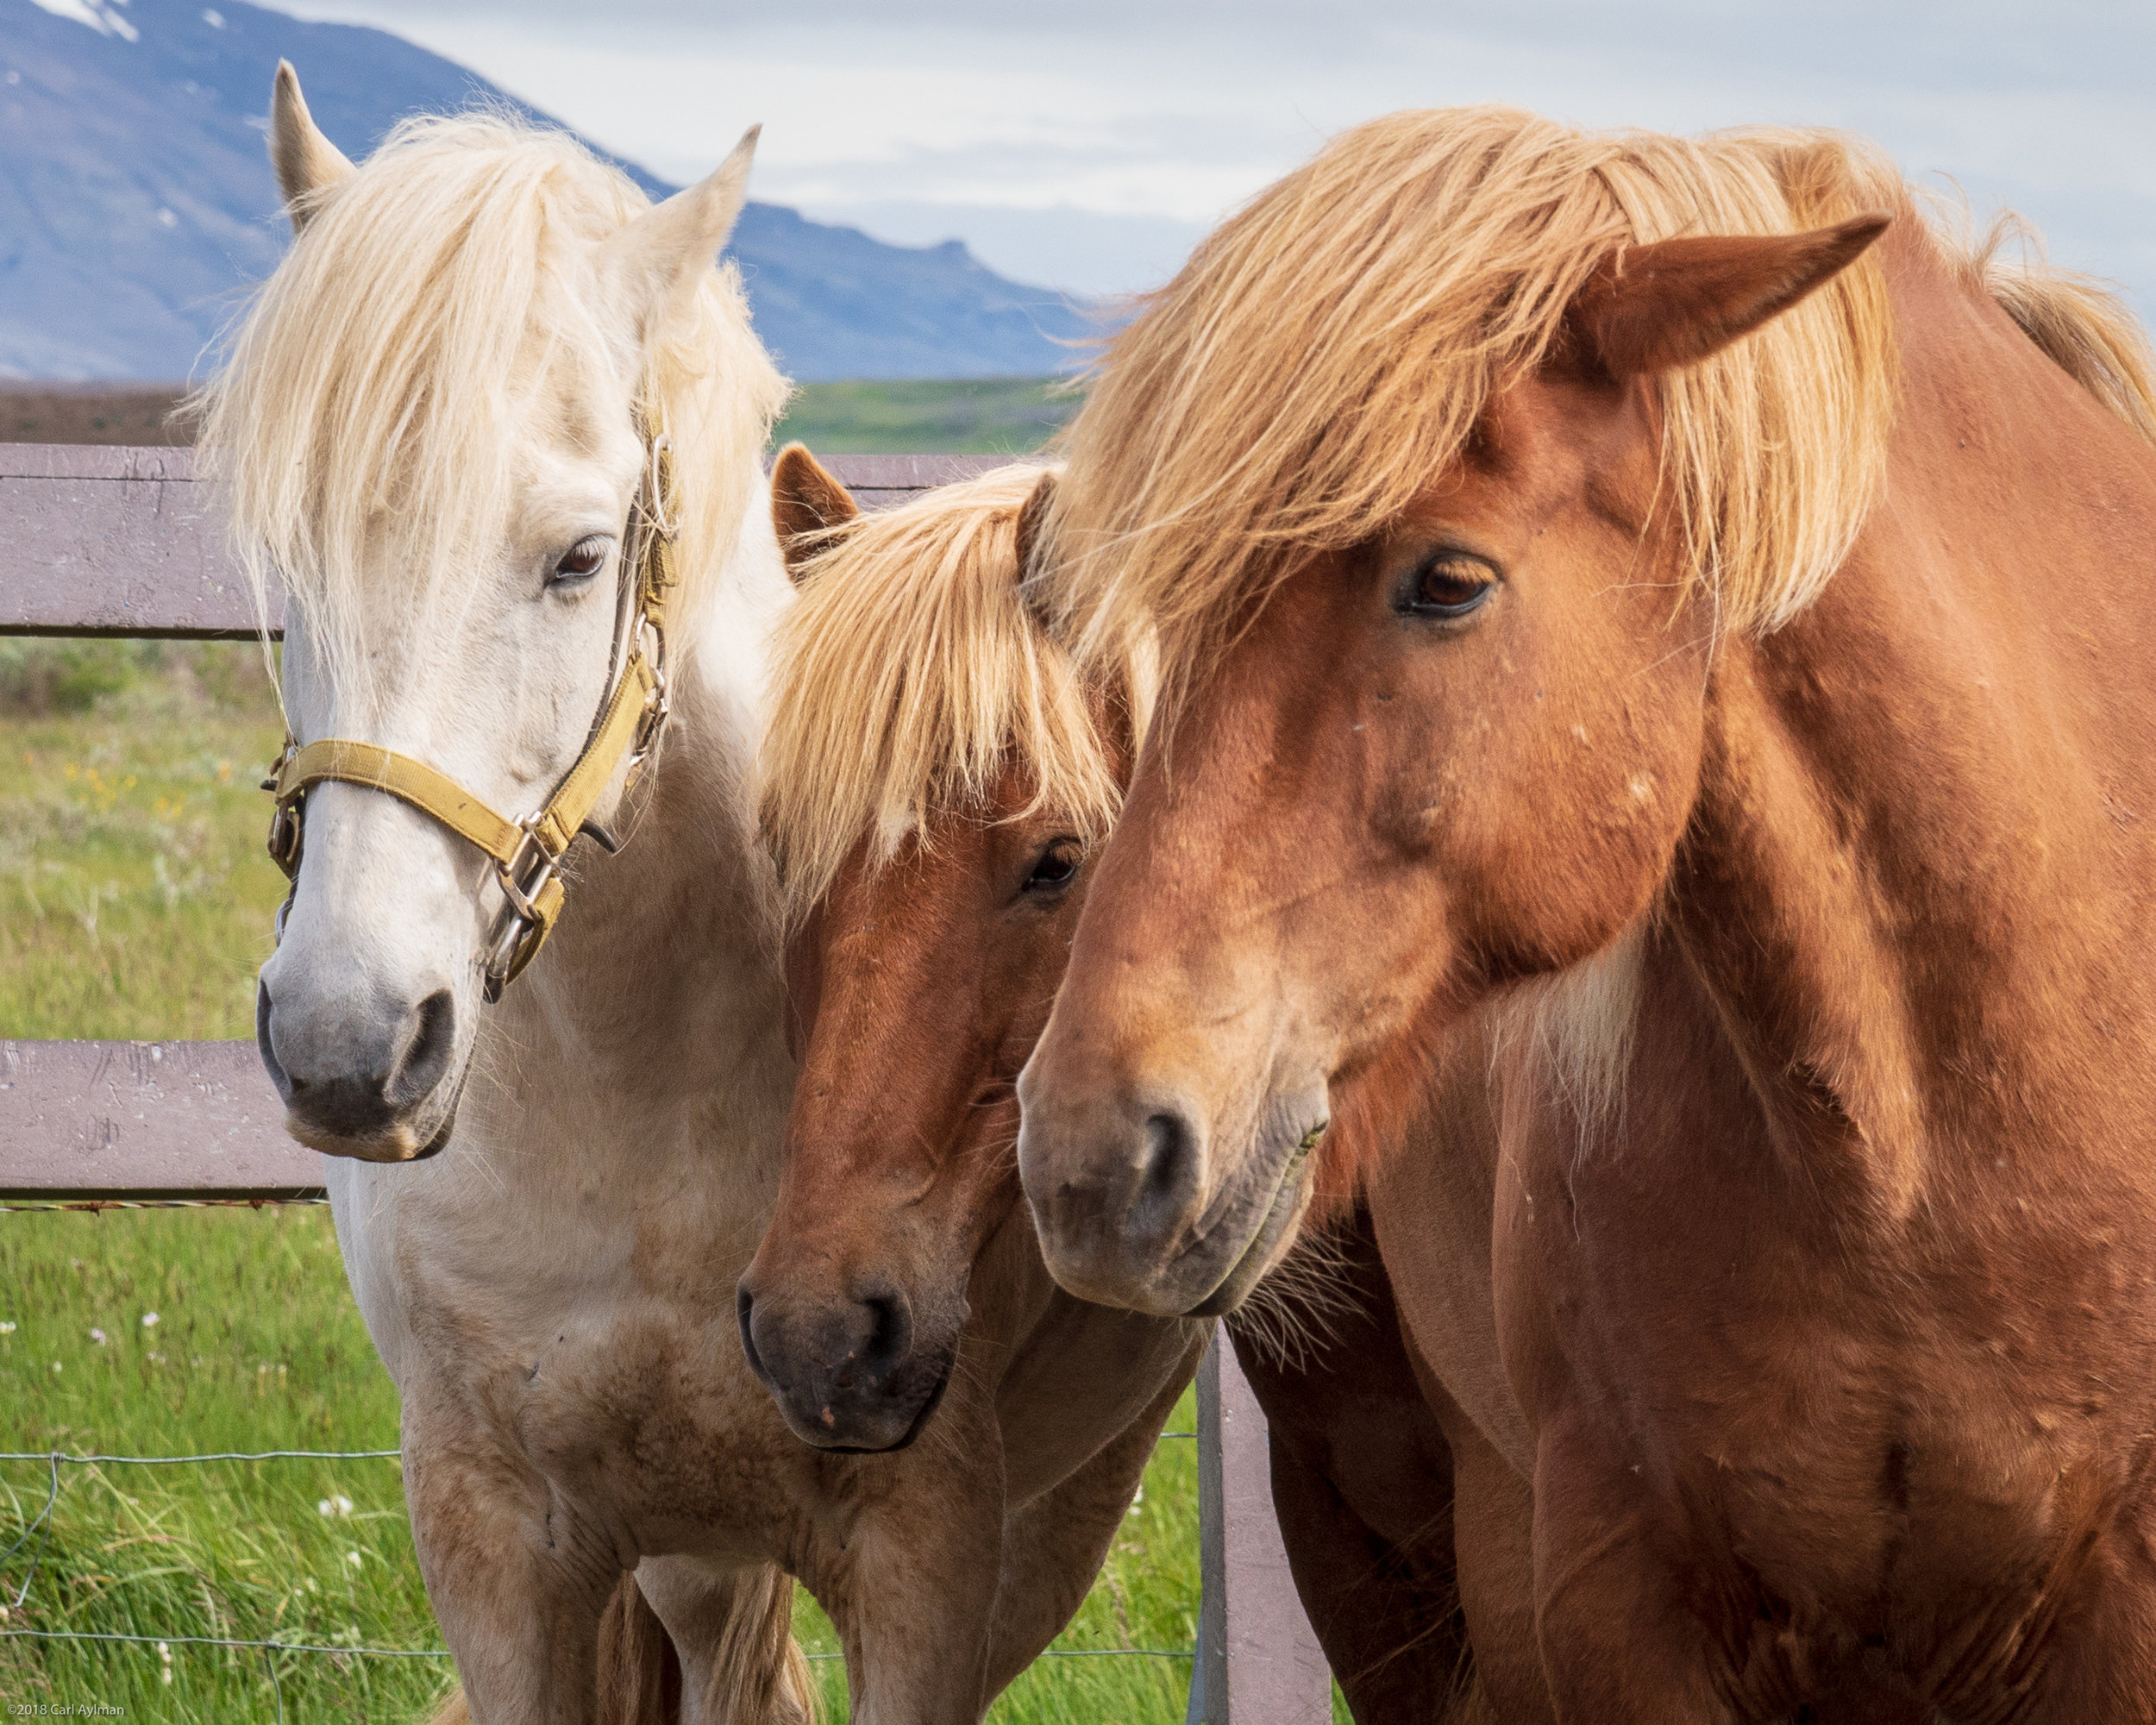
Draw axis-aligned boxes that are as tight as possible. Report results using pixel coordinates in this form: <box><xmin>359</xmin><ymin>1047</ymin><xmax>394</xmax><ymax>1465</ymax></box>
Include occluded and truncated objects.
<box><xmin>264</xmin><ymin>739</ymin><xmax>304</xmax><ymax>880</ymax></box>
<box><xmin>262</xmin><ymin>420</ymin><xmax>681</xmax><ymax>1008</ymax></box>
<box><xmin>266</xmin><ymin>796</ymin><xmax>304</xmax><ymax>879</ymax></box>
<box><xmin>624</xmin><ymin>622</ymin><xmax>672</xmax><ymax>782</ymax></box>
<box><xmin>481</xmin><ymin>819</ymin><xmax>562</xmax><ymax>1004</ymax></box>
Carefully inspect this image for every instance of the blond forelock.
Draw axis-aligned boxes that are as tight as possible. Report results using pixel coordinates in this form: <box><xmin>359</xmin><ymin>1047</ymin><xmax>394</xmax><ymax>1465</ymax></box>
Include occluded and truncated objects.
<box><xmin>1044</xmin><ymin>106</ymin><xmax>1910</xmax><ymax>696</ymax></box>
<box><xmin>195</xmin><ymin>110</ymin><xmax>786</xmax><ymax>704</ymax></box>
<box><xmin>759</xmin><ymin>465</ymin><xmax>1123</xmax><ymax>929</ymax></box>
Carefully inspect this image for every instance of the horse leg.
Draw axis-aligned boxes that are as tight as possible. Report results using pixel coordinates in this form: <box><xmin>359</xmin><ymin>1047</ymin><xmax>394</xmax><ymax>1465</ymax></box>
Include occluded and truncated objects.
<box><xmin>806</xmin><ymin>1438</ymin><xmax>1008</xmax><ymax>1725</ymax></box>
<box><xmin>980</xmin><ymin>1327</ymin><xmax>1211</xmax><ymax>1695</ymax></box>
<box><xmin>1445</xmin><ymin>1418</ymin><xmax>1551</xmax><ymax>1725</ymax></box>
<box><xmin>1530</xmin><ymin>1415</ymin><xmax>1730</xmax><ymax>1725</ymax></box>
<box><xmin>593</xmin><ymin>1569</ymin><xmax>682</xmax><ymax>1725</ymax></box>
<box><xmin>1263</xmin><ymin>1414</ymin><xmax>1472</xmax><ymax>1722</ymax></box>
<box><xmin>403</xmin><ymin>1425</ymin><xmax>621</xmax><ymax>1724</ymax></box>
<box><xmin>1231</xmin><ymin>1213</ymin><xmax>1480</xmax><ymax>1722</ymax></box>
<box><xmin>632</xmin><ymin>1556</ymin><xmax>814</xmax><ymax>1725</ymax></box>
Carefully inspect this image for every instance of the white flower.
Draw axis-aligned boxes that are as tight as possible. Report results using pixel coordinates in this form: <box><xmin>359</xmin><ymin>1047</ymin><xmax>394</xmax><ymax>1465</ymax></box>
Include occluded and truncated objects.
<box><xmin>89</xmin><ymin>1327</ymin><xmax>106</xmax><ymax>1345</ymax></box>
<box><xmin>0</xmin><ymin>1320</ymin><xmax>16</xmax><ymax>1334</ymax></box>
<box><xmin>141</xmin><ymin>1312</ymin><xmax>159</xmax><ymax>1328</ymax></box>
<box><xmin>317</xmin><ymin>1494</ymin><xmax>354</xmax><ymax>1518</ymax></box>
<box><xmin>160</xmin><ymin>1640</ymin><xmax>172</xmax><ymax>1684</ymax></box>
<box><xmin>50</xmin><ymin>1361</ymin><xmax>61</xmax><ymax>1375</ymax></box>
<box><xmin>346</xmin><ymin>1550</ymin><xmax>364</xmax><ymax>1568</ymax></box>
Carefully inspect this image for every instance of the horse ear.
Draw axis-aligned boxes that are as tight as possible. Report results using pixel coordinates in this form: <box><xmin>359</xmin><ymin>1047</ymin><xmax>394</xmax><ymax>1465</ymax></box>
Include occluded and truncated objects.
<box><xmin>1569</xmin><ymin>213</ymin><xmax>1890</xmax><ymax>379</ymax></box>
<box><xmin>770</xmin><ymin>442</ymin><xmax>859</xmax><ymax>582</ymax></box>
<box><xmin>269</xmin><ymin>61</ymin><xmax>356</xmax><ymax>234</ymax></box>
<box><xmin>1014</xmin><ymin>469</ymin><xmax>1057</xmax><ymax>586</ymax></box>
<box><xmin>598</xmin><ymin>127</ymin><xmax>760</xmax><ymax>347</ymax></box>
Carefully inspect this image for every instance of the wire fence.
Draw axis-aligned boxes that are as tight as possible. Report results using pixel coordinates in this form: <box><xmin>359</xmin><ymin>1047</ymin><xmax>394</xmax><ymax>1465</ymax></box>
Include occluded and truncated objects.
<box><xmin>0</xmin><ymin>1197</ymin><xmax>333</xmax><ymax>1214</ymax></box>
<box><xmin>1</xmin><ymin>1435</ymin><xmax>1200</xmax><ymax>1712</ymax></box>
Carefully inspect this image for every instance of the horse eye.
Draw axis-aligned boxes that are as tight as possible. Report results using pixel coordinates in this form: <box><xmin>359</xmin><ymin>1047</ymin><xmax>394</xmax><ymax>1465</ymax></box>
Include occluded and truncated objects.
<box><xmin>1402</xmin><ymin>553</ymin><xmax>1497</xmax><ymax>619</ymax></box>
<box><xmin>1023</xmin><ymin>840</ymin><xmax>1082</xmax><ymax>894</ymax></box>
<box><xmin>551</xmin><ymin>536</ymin><xmax>611</xmax><ymax>586</ymax></box>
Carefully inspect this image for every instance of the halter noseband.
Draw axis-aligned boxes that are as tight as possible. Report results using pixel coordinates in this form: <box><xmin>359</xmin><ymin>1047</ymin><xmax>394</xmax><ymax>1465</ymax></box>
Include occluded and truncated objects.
<box><xmin>263</xmin><ymin>429</ymin><xmax>680</xmax><ymax>1003</ymax></box>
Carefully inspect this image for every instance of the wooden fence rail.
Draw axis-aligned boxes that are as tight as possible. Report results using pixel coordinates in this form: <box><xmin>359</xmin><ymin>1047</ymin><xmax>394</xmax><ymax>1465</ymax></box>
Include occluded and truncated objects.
<box><xmin>0</xmin><ymin>442</ymin><xmax>1327</xmax><ymax>1722</ymax></box>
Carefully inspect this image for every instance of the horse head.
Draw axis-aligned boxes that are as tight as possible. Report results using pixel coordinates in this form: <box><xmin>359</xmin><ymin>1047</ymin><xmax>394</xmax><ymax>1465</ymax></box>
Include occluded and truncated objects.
<box><xmin>736</xmin><ymin>453</ymin><xmax>1121</xmax><ymax>1451</ymax></box>
<box><xmin>1014</xmin><ymin>110</ymin><xmax>1894</xmax><ymax>1314</ymax></box>
<box><xmin>203</xmin><ymin>64</ymin><xmax>780</xmax><ymax>1162</ymax></box>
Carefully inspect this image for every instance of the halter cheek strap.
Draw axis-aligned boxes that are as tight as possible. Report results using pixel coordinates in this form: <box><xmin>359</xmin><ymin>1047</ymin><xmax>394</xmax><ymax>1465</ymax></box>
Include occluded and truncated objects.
<box><xmin>264</xmin><ymin>431</ymin><xmax>680</xmax><ymax>1002</ymax></box>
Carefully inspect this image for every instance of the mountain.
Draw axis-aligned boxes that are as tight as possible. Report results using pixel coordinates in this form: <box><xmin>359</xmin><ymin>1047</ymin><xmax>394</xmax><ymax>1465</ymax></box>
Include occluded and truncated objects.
<box><xmin>0</xmin><ymin>0</ymin><xmax>1094</xmax><ymax>380</ymax></box>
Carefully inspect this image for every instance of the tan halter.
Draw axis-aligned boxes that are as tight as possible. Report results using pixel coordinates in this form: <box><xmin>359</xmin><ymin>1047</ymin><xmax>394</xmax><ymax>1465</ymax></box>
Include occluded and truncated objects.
<box><xmin>265</xmin><ymin>430</ymin><xmax>680</xmax><ymax>1002</ymax></box>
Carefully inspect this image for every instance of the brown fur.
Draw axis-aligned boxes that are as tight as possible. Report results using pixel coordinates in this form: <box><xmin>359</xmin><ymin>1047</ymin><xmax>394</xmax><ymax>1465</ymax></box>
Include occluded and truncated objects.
<box><xmin>751</xmin><ymin>449</ymin><xmax>1511</xmax><ymax>1718</ymax></box>
<box><xmin>421</xmin><ymin>1577</ymin><xmax>688</xmax><ymax>1725</ymax></box>
<box><xmin>1572</xmin><ymin>215</ymin><xmax>1890</xmax><ymax>378</ymax></box>
<box><xmin>758</xmin><ymin>458</ymin><xmax>1120</xmax><ymax>930</ymax></box>
<box><xmin>1230</xmin><ymin>1215</ymin><xmax>1482</xmax><ymax>1722</ymax></box>
<box><xmin>769</xmin><ymin>442</ymin><xmax>860</xmax><ymax>574</ymax></box>
<box><xmin>1021</xmin><ymin>111</ymin><xmax>2156</xmax><ymax>1721</ymax></box>
<box><xmin>231</xmin><ymin>69</ymin><xmax>1084</xmax><ymax>1725</ymax></box>
<box><xmin>1045</xmin><ymin>107</ymin><xmax>1902</xmax><ymax>701</ymax></box>
<box><xmin>739</xmin><ymin>450</ymin><xmax>1205</xmax><ymax>1719</ymax></box>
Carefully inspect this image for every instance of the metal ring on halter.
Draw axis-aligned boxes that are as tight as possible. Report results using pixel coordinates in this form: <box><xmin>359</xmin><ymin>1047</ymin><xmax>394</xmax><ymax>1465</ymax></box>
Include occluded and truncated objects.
<box><xmin>481</xmin><ymin>822</ymin><xmax>561</xmax><ymax>1002</ymax></box>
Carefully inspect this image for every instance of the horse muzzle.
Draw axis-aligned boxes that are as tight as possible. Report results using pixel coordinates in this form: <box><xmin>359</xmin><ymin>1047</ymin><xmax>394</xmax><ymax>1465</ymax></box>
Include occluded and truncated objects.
<box><xmin>735</xmin><ymin>1272</ymin><xmax>956</xmax><ymax>1453</ymax></box>
<box><xmin>1016</xmin><ymin>1063</ymin><xmax>1326</xmax><ymax>1317</ymax></box>
<box><xmin>255</xmin><ymin>971</ymin><xmax>466</xmax><ymax>1163</ymax></box>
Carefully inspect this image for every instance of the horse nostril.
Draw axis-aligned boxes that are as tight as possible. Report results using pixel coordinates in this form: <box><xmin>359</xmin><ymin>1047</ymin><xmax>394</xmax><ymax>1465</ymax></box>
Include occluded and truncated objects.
<box><xmin>255</xmin><ymin>978</ymin><xmax>292</xmax><ymax>1102</ymax></box>
<box><xmin>856</xmin><ymin>1290</ymin><xmax>912</xmax><ymax>1383</ymax></box>
<box><xmin>1140</xmin><ymin>1110</ymin><xmax>1196</xmax><ymax>1207</ymax></box>
<box><xmin>736</xmin><ymin>1283</ymin><xmax>770</xmax><ymax>1384</ymax></box>
<box><xmin>385</xmin><ymin>988</ymin><xmax>456</xmax><ymax>1107</ymax></box>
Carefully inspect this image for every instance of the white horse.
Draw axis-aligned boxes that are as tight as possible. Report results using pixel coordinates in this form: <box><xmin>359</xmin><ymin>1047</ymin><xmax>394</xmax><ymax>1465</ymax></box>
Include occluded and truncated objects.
<box><xmin>198</xmin><ymin>65</ymin><xmax>1193</xmax><ymax>1725</ymax></box>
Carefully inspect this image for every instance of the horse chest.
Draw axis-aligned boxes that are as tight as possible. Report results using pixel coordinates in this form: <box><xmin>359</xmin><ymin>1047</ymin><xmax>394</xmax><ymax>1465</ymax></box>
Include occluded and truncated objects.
<box><xmin>330</xmin><ymin>1084</ymin><xmax>807</xmax><ymax>1546</ymax></box>
<box><xmin>1497</xmin><ymin>1096</ymin><xmax>2156</xmax><ymax>1699</ymax></box>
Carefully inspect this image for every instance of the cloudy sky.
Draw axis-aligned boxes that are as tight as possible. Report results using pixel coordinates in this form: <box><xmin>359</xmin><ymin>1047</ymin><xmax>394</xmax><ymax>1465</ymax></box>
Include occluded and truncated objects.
<box><xmin>274</xmin><ymin>1</ymin><xmax>2156</xmax><ymax>306</ymax></box>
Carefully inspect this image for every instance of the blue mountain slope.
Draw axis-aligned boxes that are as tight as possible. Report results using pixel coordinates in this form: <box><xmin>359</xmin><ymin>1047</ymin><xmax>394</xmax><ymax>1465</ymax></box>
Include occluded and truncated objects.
<box><xmin>0</xmin><ymin>0</ymin><xmax>1093</xmax><ymax>380</ymax></box>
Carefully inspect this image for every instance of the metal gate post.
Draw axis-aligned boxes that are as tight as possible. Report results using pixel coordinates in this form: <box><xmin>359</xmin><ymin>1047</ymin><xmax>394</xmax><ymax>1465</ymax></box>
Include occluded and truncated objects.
<box><xmin>1187</xmin><ymin>1331</ymin><xmax>1332</xmax><ymax>1725</ymax></box>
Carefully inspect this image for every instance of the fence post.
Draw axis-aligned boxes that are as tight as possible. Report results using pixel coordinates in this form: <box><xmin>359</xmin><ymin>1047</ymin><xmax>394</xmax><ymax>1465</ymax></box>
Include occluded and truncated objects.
<box><xmin>1187</xmin><ymin>1331</ymin><xmax>1332</xmax><ymax>1725</ymax></box>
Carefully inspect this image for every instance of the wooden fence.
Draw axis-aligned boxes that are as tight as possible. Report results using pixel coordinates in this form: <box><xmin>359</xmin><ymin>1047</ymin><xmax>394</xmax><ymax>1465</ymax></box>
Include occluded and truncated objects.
<box><xmin>0</xmin><ymin>442</ymin><xmax>1329</xmax><ymax>1723</ymax></box>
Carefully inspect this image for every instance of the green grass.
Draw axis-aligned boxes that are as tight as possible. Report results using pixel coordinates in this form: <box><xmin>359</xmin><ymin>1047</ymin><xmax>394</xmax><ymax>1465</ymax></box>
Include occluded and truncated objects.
<box><xmin>0</xmin><ymin>1197</ymin><xmax>1200</xmax><ymax>1721</ymax></box>
<box><xmin>0</xmin><ymin>1205</ymin><xmax>450</xmax><ymax>1721</ymax></box>
<box><xmin>0</xmin><ymin>1197</ymin><xmax>1202</xmax><ymax>1721</ymax></box>
<box><xmin>0</xmin><ymin>644</ymin><xmax>288</xmax><ymax>1042</ymax></box>
<box><xmin>770</xmin><ymin>377</ymin><xmax>1081</xmax><ymax>455</ymax></box>
<box><xmin>1</xmin><ymin>647</ymin><xmax>1209</xmax><ymax>1722</ymax></box>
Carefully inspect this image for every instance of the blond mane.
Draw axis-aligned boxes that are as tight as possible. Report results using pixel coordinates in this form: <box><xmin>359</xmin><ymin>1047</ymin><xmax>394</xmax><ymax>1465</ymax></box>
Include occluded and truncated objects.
<box><xmin>195</xmin><ymin>110</ymin><xmax>785</xmax><ymax>702</ymax></box>
<box><xmin>1049</xmin><ymin>105</ymin><xmax>2156</xmax><ymax>1132</ymax></box>
<box><xmin>1969</xmin><ymin>212</ymin><xmax>2156</xmax><ymax>448</ymax></box>
<box><xmin>759</xmin><ymin>465</ymin><xmax>1123</xmax><ymax>929</ymax></box>
<box><xmin>1046</xmin><ymin>107</ymin><xmax>1912</xmax><ymax>689</ymax></box>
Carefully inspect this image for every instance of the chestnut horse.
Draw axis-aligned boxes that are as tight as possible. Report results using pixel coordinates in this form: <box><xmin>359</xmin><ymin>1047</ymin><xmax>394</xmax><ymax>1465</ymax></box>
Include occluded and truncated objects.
<box><xmin>739</xmin><ymin>451</ymin><xmax>1204</xmax><ymax>1710</ymax></box>
<box><xmin>749</xmin><ymin>448</ymin><xmax>1488</xmax><ymax>1719</ymax></box>
<box><xmin>1018</xmin><ymin>107</ymin><xmax>2156</xmax><ymax>1720</ymax></box>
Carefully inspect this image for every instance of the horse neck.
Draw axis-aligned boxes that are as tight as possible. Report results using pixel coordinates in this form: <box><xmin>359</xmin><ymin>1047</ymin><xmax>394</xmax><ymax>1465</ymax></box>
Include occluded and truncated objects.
<box><xmin>1664</xmin><ymin>230</ymin><xmax>2156</xmax><ymax>1225</ymax></box>
<box><xmin>474</xmin><ymin>464</ymin><xmax>793</xmax><ymax>1132</ymax></box>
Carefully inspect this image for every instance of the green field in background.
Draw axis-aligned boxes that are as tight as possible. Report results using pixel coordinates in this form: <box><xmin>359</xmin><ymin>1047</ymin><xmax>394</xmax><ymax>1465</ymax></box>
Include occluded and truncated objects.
<box><xmin>0</xmin><ymin>644</ymin><xmax>1209</xmax><ymax>1723</ymax></box>
<box><xmin>771</xmin><ymin>376</ymin><xmax>1081</xmax><ymax>455</ymax></box>
<box><xmin>3</xmin><ymin>376</ymin><xmax>1084</xmax><ymax>458</ymax></box>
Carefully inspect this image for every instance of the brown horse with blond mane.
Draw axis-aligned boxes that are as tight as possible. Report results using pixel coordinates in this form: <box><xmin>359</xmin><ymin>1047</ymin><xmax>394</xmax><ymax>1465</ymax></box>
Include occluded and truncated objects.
<box><xmin>1017</xmin><ymin>106</ymin><xmax>2156</xmax><ymax>1720</ymax></box>
<box><xmin>748</xmin><ymin>449</ymin><xmax>1487</xmax><ymax>1719</ymax></box>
